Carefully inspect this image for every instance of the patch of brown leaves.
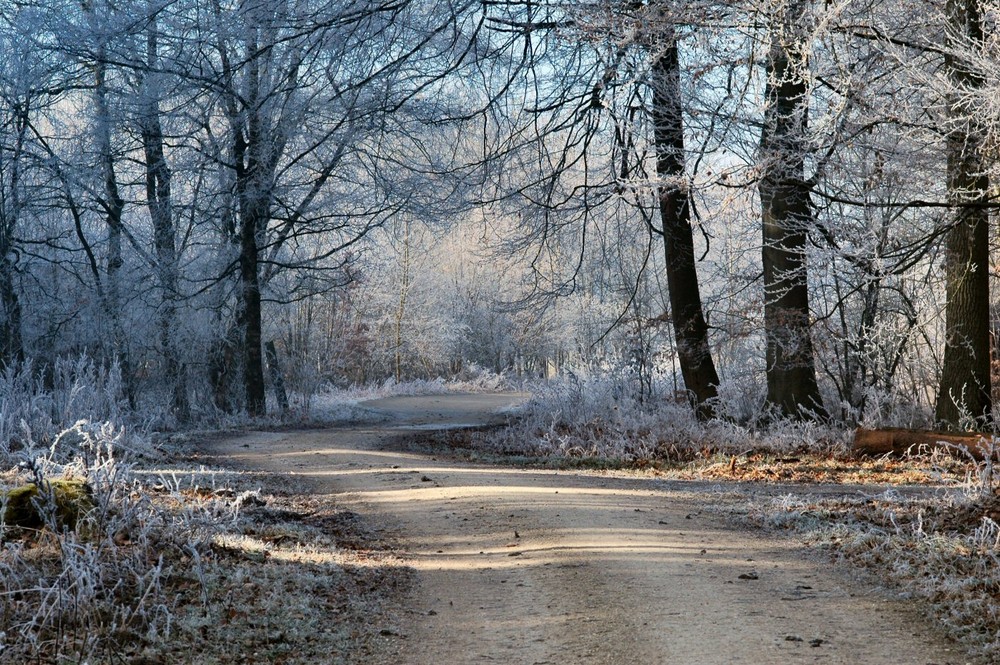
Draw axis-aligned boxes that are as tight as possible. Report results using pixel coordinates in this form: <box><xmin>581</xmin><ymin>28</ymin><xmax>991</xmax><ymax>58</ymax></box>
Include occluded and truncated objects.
<box><xmin>680</xmin><ymin>450</ymin><xmax>972</xmax><ymax>486</ymax></box>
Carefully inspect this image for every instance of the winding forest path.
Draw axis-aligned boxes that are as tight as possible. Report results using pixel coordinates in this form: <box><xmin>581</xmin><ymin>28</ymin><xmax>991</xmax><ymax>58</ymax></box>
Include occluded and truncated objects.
<box><xmin>207</xmin><ymin>394</ymin><xmax>968</xmax><ymax>665</ymax></box>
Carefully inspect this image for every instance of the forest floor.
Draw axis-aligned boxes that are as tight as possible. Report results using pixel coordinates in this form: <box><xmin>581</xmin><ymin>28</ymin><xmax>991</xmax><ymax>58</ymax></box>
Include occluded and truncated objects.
<box><xmin>198</xmin><ymin>393</ymin><xmax>985</xmax><ymax>665</ymax></box>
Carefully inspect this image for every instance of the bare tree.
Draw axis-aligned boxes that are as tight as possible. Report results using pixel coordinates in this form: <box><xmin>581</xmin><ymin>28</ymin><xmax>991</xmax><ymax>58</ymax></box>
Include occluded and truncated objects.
<box><xmin>935</xmin><ymin>0</ymin><xmax>992</xmax><ymax>427</ymax></box>
<box><xmin>479</xmin><ymin>1</ymin><xmax>723</xmax><ymax>415</ymax></box>
<box><xmin>188</xmin><ymin>0</ymin><xmax>482</xmax><ymax>414</ymax></box>
<box><xmin>135</xmin><ymin>1</ymin><xmax>189</xmax><ymax>417</ymax></box>
<box><xmin>0</xmin><ymin>20</ymin><xmax>33</xmax><ymax>369</ymax></box>
<box><xmin>756</xmin><ymin>0</ymin><xmax>827</xmax><ymax>419</ymax></box>
<box><xmin>648</xmin><ymin>9</ymin><xmax>720</xmax><ymax>417</ymax></box>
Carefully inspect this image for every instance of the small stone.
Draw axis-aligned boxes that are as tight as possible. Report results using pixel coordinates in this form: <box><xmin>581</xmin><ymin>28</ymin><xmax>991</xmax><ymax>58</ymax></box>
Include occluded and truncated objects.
<box><xmin>738</xmin><ymin>572</ymin><xmax>759</xmax><ymax>580</ymax></box>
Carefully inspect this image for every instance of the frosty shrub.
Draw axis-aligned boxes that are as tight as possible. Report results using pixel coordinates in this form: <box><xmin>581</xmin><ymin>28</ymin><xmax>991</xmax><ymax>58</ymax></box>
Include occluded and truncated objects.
<box><xmin>0</xmin><ymin>421</ymin><xmax>172</xmax><ymax>661</ymax></box>
<box><xmin>0</xmin><ymin>363</ymin><xmax>229</xmax><ymax>662</ymax></box>
<box><xmin>0</xmin><ymin>358</ymin><xmax>132</xmax><ymax>458</ymax></box>
<box><xmin>482</xmin><ymin>369</ymin><xmax>850</xmax><ymax>461</ymax></box>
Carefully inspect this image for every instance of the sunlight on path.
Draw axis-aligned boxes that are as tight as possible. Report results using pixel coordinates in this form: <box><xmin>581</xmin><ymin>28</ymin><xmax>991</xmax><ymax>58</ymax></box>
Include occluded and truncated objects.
<box><xmin>210</xmin><ymin>393</ymin><xmax>971</xmax><ymax>665</ymax></box>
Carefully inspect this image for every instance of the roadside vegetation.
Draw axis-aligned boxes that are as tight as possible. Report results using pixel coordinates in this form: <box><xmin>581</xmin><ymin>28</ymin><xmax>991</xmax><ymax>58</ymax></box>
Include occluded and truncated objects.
<box><xmin>0</xmin><ymin>361</ymin><xmax>405</xmax><ymax>664</ymax></box>
<box><xmin>741</xmin><ymin>489</ymin><xmax>1000</xmax><ymax>659</ymax></box>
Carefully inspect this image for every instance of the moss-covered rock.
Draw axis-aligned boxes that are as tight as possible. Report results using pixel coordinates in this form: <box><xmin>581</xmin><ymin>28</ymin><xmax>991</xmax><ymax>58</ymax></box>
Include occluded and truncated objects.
<box><xmin>1</xmin><ymin>479</ymin><xmax>95</xmax><ymax>531</ymax></box>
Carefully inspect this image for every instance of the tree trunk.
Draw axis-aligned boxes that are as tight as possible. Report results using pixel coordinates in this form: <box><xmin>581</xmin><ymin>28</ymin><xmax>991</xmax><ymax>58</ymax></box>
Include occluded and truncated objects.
<box><xmin>935</xmin><ymin>0</ymin><xmax>992</xmax><ymax>428</ymax></box>
<box><xmin>227</xmin><ymin>13</ymin><xmax>270</xmax><ymax>418</ymax></box>
<box><xmin>650</xmin><ymin>23</ymin><xmax>720</xmax><ymax>420</ymax></box>
<box><xmin>238</xmin><ymin>196</ymin><xmax>267</xmax><ymax>416</ymax></box>
<box><xmin>757</xmin><ymin>0</ymin><xmax>826</xmax><ymax>420</ymax></box>
<box><xmin>91</xmin><ymin>42</ymin><xmax>135</xmax><ymax>407</ymax></box>
<box><xmin>0</xmin><ymin>102</ymin><xmax>27</xmax><ymax>370</ymax></box>
<box><xmin>140</xmin><ymin>11</ymin><xmax>189</xmax><ymax>420</ymax></box>
<box><xmin>394</xmin><ymin>218</ymin><xmax>411</xmax><ymax>383</ymax></box>
<box><xmin>265</xmin><ymin>340</ymin><xmax>289</xmax><ymax>413</ymax></box>
<box><xmin>0</xmin><ymin>240</ymin><xmax>23</xmax><ymax>370</ymax></box>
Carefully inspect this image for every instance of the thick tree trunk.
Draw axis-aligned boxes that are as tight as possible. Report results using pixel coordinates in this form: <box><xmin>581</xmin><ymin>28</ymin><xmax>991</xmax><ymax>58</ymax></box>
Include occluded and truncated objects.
<box><xmin>757</xmin><ymin>1</ymin><xmax>826</xmax><ymax>420</ymax></box>
<box><xmin>935</xmin><ymin>0</ymin><xmax>992</xmax><ymax>428</ymax></box>
<box><xmin>650</xmin><ymin>25</ymin><xmax>720</xmax><ymax>420</ymax></box>
<box><xmin>0</xmin><ymin>104</ymin><xmax>27</xmax><ymax>370</ymax></box>
<box><xmin>238</xmin><ymin>198</ymin><xmax>267</xmax><ymax>416</ymax></box>
<box><xmin>222</xmin><ymin>26</ymin><xmax>268</xmax><ymax>418</ymax></box>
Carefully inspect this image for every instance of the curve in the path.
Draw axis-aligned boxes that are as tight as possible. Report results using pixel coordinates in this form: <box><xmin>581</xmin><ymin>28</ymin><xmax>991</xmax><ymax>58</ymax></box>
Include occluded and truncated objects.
<box><xmin>211</xmin><ymin>393</ymin><xmax>969</xmax><ymax>665</ymax></box>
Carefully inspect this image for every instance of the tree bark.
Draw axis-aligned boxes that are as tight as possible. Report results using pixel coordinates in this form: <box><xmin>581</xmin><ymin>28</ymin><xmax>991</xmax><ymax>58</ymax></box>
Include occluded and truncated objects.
<box><xmin>90</xmin><ymin>25</ymin><xmax>135</xmax><ymax>406</ymax></box>
<box><xmin>757</xmin><ymin>0</ymin><xmax>826</xmax><ymax>420</ymax></box>
<box><xmin>237</xmin><ymin>186</ymin><xmax>267</xmax><ymax>417</ymax></box>
<box><xmin>650</xmin><ymin>23</ymin><xmax>720</xmax><ymax>420</ymax></box>
<box><xmin>935</xmin><ymin>0</ymin><xmax>992</xmax><ymax>428</ymax></box>
<box><xmin>0</xmin><ymin>104</ymin><xmax>26</xmax><ymax>369</ymax></box>
<box><xmin>140</xmin><ymin>10</ymin><xmax>189</xmax><ymax>420</ymax></box>
<box><xmin>264</xmin><ymin>340</ymin><xmax>289</xmax><ymax>413</ymax></box>
<box><xmin>220</xmin><ymin>0</ymin><xmax>273</xmax><ymax>417</ymax></box>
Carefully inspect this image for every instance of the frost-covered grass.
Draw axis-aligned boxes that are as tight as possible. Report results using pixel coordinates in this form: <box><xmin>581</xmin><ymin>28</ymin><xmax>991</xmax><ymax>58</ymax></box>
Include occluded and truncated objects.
<box><xmin>0</xmin><ymin>357</ymin><xmax>134</xmax><ymax>457</ymax></box>
<box><xmin>0</xmin><ymin>363</ymin><xmax>399</xmax><ymax>663</ymax></box>
<box><xmin>736</xmin><ymin>467</ymin><xmax>1000</xmax><ymax>659</ymax></box>
<box><xmin>477</xmin><ymin>371</ymin><xmax>850</xmax><ymax>462</ymax></box>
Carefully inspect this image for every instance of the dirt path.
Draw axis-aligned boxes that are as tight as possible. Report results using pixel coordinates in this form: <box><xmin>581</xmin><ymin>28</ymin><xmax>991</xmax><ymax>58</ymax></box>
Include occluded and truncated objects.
<box><xmin>206</xmin><ymin>394</ymin><xmax>970</xmax><ymax>665</ymax></box>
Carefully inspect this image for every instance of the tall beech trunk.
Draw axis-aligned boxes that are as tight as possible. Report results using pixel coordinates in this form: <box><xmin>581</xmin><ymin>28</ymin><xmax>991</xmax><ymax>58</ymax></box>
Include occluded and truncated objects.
<box><xmin>935</xmin><ymin>0</ymin><xmax>992</xmax><ymax>428</ymax></box>
<box><xmin>238</xmin><ymin>194</ymin><xmax>267</xmax><ymax>417</ymax></box>
<box><xmin>650</xmin><ymin>25</ymin><xmax>719</xmax><ymax>419</ymax></box>
<box><xmin>232</xmin><ymin>108</ymin><xmax>268</xmax><ymax>416</ymax></box>
<box><xmin>757</xmin><ymin>0</ymin><xmax>826</xmax><ymax>420</ymax></box>
<box><xmin>218</xmin><ymin>0</ymin><xmax>276</xmax><ymax>417</ymax></box>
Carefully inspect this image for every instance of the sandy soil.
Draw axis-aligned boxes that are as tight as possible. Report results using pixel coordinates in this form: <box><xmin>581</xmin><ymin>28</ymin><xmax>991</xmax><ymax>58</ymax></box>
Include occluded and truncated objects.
<box><xmin>205</xmin><ymin>393</ymin><xmax>972</xmax><ymax>665</ymax></box>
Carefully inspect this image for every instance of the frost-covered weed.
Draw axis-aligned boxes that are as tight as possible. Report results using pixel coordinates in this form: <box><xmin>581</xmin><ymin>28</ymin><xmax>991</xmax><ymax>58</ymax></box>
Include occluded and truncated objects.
<box><xmin>1</xmin><ymin>365</ymin><xmax>232</xmax><ymax>662</ymax></box>
<box><xmin>744</xmin><ymin>487</ymin><xmax>1000</xmax><ymax>658</ymax></box>
<box><xmin>0</xmin><ymin>422</ymin><xmax>177</xmax><ymax>662</ymax></box>
<box><xmin>482</xmin><ymin>371</ymin><xmax>849</xmax><ymax>461</ymax></box>
<box><xmin>0</xmin><ymin>357</ymin><xmax>131</xmax><ymax>455</ymax></box>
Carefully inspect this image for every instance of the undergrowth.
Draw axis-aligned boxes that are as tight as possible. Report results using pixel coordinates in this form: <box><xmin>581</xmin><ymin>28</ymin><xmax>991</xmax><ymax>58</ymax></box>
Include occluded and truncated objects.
<box><xmin>0</xmin><ymin>362</ymin><xmax>397</xmax><ymax>664</ymax></box>
<box><xmin>477</xmin><ymin>371</ymin><xmax>851</xmax><ymax>462</ymax></box>
<box><xmin>741</xmin><ymin>462</ymin><xmax>1000</xmax><ymax>659</ymax></box>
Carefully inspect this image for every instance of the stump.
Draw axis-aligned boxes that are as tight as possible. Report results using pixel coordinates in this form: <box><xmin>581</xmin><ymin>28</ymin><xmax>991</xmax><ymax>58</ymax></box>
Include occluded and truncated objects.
<box><xmin>853</xmin><ymin>428</ymin><xmax>995</xmax><ymax>460</ymax></box>
<box><xmin>1</xmin><ymin>479</ymin><xmax>95</xmax><ymax>530</ymax></box>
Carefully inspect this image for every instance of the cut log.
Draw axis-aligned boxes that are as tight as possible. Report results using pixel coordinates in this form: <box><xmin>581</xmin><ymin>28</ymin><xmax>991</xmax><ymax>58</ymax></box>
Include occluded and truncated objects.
<box><xmin>853</xmin><ymin>428</ymin><xmax>997</xmax><ymax>460</ymax></box>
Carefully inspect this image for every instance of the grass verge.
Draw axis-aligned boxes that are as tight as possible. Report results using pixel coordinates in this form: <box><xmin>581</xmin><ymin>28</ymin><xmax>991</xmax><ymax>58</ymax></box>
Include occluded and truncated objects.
<box><xmin>1</xmin><ymin>436</ymin><xmax>407</xmax><ymax>664</ymax></box>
